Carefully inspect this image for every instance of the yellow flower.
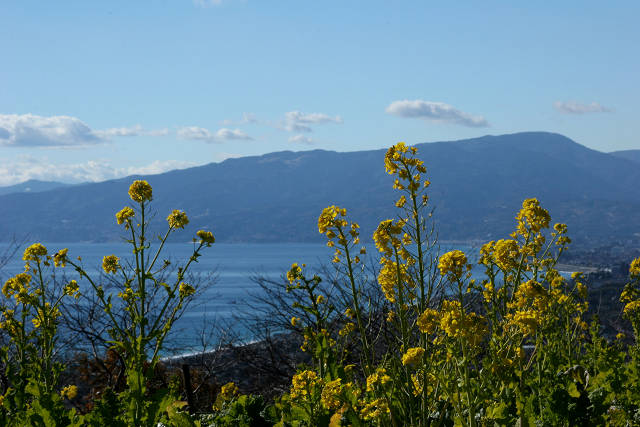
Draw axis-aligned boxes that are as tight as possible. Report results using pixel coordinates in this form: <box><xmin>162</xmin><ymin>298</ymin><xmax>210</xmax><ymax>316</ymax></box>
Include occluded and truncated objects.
<box><xmin>290</xmin><ymin>317</ymin><xmax>299</xmax><ymax>327</ymax></box>
<box><xmin>417</xmin><ymin>308</ymin><xmax>439</xmax><ymax>334</ymax></box>
<box><xmin>179</xmin><ymin>282</ymin><xmax>195</xmax><ymax>298</ymax></box>
<box><xmin>53</xmin><ymin>248</ymin><xmax>68</xmax><ymax>267</ymax></box>
<box><xmin>516</xmin><ymin>198</ymin><xmax>550</xmax><ymax>235</ymax></box>
<box><xmin>64</xmin><ymin>280</ymin><xmax>80</xmax><ymax>298</ymax></box>
<box><xmin>115</xmin><ymin>206</ymin><xmax>135</xmax><ymax>225</ymax></box>
<box><xmin>23</xmin><ymin>243</ymin><xmax>47</xmax><ymax>261</ymax></box>
<box><xmin>321</xmin><ymin>379</ymin><xmax>342</xmax><ymax>410</ymax></box>
<box><xmin>510</xmin><ymin>310</ymin><xmax>540</xmax><ymax>336</ymax></box>
<box><xmin>623</xmin><ymin>300</ymin><xmax>640</xmax><ymax>316</ymax></box>
<box><xmin>290</xmin><ymin>370</ymin><xmax>323</xmax><ymax>402</ymax></box>
<box><xmin>386</xmin><ymin>310</ymin><xmax>395</xmax><ymax>322</ymax></box>
<box><xmin>360</xmin><ymin>398</ymin><xmax>390</xmax><ymax>421</ymax></box>
<box><xmin>118</xmin><ymin>287</ymin><xmax>134</xmax><ymax>302</ymax></box>
<box><xmin>630</xmin><ymin>257</ymin><xmax>640</xmax><ymax>278</ymax></box>
<box><xmin>318</xmin><ymin>205</ymin><xmax>345</xmax><ymax>234</ymax></box>
<box><xmin>438</xmin><ymin>250</ymin><xmax>470</xmax><ymax>280</ymax></box>
<box><xmin>316</xmin><ymin>294</ymin><xmax>325</xmax><ymax>305</ymax></box>
<box><xmin>493</xmin><ymin>239</ymin><xmax>519</xmax><ymax>270</ymax></box>
<box><xmin>196</xmin><ymin>230</ymin><xmax>215</xmax><ymax>244</ymax></box>
<box><xmin>128</xmin><ymin>180</ymin><xmax>153</xmax><ymax>203</ymax></box>
<box><xmin>366</xmin><ymin>368</ymin><xmax>391</xmax><ymax>392</ymax></box>
<box><xmin>439</xmin><ymin>300</ymin><xmax>487</xmax><ymax>345</ymax></box>
<box><xmin>60</xmin><ymin>385</ymin><xmax>78</xmax><ymax>400</ymax></box>
<box><xmin>219</xmin><ymin>382</ymin><xmax>239</xmax><ymax>401</ymax></box>
<box><xmin>402</xmin><ymin>347</ymin><xmax>425</xmax><ymax>367</ymax></box>
<box><xmin>167</xmin><ymin>209</ymin><xmax>189</xmax><ymax>229</ymax></box>
<box><xmin>339</xmin><ymin>322</ymin><xmax>356</xmax><ymax>336</ymax></box>
<box><xmin>395</xmin><ymin>195</ymin><xmax>407</xmax><ymax>208</ymax></box>
<box><xmin>2</xmin><ymin>273</ymin><xmax>31</xmax><ymax>298</ymax></box>
<box><xmin>102</xmin><ymin>255</ymin><xmax>120</xmax><ymax>274</ymax></box>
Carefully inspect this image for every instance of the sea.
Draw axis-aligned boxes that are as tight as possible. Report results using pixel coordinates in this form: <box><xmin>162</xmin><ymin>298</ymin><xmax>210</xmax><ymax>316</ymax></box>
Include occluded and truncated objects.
<box><xmin>0</xmin><ymin>241</ymin><xmax>479</xmax><ymax>355</ymax></box>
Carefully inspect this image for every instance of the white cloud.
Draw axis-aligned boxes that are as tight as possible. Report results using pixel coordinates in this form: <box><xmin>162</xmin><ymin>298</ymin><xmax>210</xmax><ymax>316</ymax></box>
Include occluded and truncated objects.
<box><xmin>0</xmin><ymin>114</ymin><xmax>104</xmax><ymax>147</ymax></box>
<box><xmin>95</xmin><ymin>125</ymin><xmax>170</xmax><ymax>138</ymax></box>
<box><xmin>288</xmin><ymin>134</ymin><xmax>313</xmax><ymax>144</ymax></box>
<box><xmin>385</xmin><ymin>100</ymin><xmax>489</xmax><ymax>128</ymax></box>
<box><xmin>221</xmin><ymin>112</ymin><xmax>258</xmax><ymax>126</ymax></box>
<box><xmin>553</xmin><ymin>101</ymin><xmax>613</xmax><ymax>114</ymax></box>
<box><xmin>177</xmin><ymin>126</ymin><xmax>252</xmax><ymax>143</ymax></box>
<box><xmin>0</xmin><ymin>114</ymin><xmax>171</xmax><ymax>147</ymax></box>
<box><xmin>0</xmin><ymin>156</ymin><xmax>197</xmax><ymax>186</ymax></box>
<box><xmin>283</xmin><ymin>111</ymin><xmax>343</xmax><ymax>132</ymax></box>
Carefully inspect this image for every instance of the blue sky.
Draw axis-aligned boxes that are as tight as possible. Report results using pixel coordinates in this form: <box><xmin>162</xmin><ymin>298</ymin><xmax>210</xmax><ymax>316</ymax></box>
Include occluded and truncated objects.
<box><xmin>0</xmin><ymin>0</ymin><xmax>638</xmax><ymax>185</ymax></box>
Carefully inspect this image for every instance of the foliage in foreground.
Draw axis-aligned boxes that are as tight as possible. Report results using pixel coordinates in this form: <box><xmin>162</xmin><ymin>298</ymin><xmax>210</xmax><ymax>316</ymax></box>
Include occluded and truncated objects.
<box><xmin>1</xmin><ymin>143</ymin><xmax>640</xmax><ymax>426</ymax></box>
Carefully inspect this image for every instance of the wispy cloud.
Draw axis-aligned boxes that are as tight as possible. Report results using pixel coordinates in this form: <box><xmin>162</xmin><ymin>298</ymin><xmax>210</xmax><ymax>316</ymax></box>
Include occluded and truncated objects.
<box><xmin>0</xmin><ymin>114</ymin><xmax>104</xmax><ymax>147</ymax></box>
<box><xmin>553</xmin><ymin>101</ymin><xmax>613</xmax><ymax>114</ymax></box>
<box><xmin>0</xmin><ymin>156</ymin><xmax>197</xmax><ymax>186</ymax></box>
<box><xmin>221</xmin><ymin>112</ymin><xmax>258</xmax><ymax>126</ymax></box>
<box><xmin>177</xmin><ymin>126</ymin><xmax>252</xmax><ymax>143</ymax></box>
<box><xmin>385</xmin><ymin>100</ymin><xmax>489</xmax><ymax>128</ymax></box>
<box><xmin>193</xmin><ymin>0</ymin><xmax>224</xmax><ymax>7</ymax></box>
<box><xmin>282</xmin><ymin>111</ymin><xmax>343</xmax><ymax>133</ymax></box>
<box><xmin>95</xmin><ymin>125</ymin><xmax>170</xmax><ymax>138</ymax></box>
<box><xmin>288</xmin><ymin>134</ymin><xmax>313</xmax><ymax>144</ymax></box>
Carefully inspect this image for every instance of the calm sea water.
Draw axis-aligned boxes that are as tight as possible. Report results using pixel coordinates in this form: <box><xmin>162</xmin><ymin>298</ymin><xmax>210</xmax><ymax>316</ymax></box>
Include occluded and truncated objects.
<box><xmin>0</xmin><ymin>242</ymin><xmax>476</xmax><ymax>354</ymax></box>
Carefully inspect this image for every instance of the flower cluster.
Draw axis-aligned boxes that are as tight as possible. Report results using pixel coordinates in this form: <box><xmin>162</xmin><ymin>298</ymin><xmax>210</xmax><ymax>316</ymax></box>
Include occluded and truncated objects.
<box><xmin>417</xmin><ymin>308</ymin><xmax>440</xmax><ymax>334</ymax></box>
<box><xmin>128</xmin><ymin>179</ymin><xmax>153</xmax><ymax>202</ymax></box>
<box><xmin>439</xmin><ymin>300</ymin><xmax>487</xmax><ymax>346</ymax></box>
<box><xmin>167</xmin><ymin>209</ymin><xmax>189</xmax><ymax>229</ymax></box>
<box><xmin>102</xmin><ymin>255</ymin><xmax>120</xmax><ymax>274</ymax></box>
<box><xmin>219</xmin><ymin>382</ymin><xmax>239</xmax><ymax>401</ymax></box>
<box><xmin>438</xmin><ymin>250</ymin><xmax>471</xmax><ymax>280</ymax></box>
<box><xmin>402</xmin><ymin>347</ymin><xmax>425</xmax><ymax>367</ymax></box>
<box><xmin>290</xmin><ymin>370</ymin><xmax>323</xmax><ymax>402</ymax></box>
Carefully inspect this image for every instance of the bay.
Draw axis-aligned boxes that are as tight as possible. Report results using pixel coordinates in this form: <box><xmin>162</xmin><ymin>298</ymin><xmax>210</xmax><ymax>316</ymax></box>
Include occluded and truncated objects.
<box><xmin>0</xmin><ymin>241</ymin><xmax>477</xmax><ymax>354</ymax></box>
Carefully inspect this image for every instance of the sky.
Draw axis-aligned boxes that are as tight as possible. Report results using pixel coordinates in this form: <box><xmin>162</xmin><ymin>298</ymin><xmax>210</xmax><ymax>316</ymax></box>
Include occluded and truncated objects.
<box><xmin>1</xmin><ymin>0</ymin><xmax>638</xmax><ymax>185</ymax></box>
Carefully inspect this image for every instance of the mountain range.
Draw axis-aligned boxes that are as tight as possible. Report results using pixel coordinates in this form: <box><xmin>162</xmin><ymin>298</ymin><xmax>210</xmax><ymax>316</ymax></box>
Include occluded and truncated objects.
<box><xmin>0</xmin><ymin>132</ymin><xmax>638</xmax><ymax>247</ymax></box>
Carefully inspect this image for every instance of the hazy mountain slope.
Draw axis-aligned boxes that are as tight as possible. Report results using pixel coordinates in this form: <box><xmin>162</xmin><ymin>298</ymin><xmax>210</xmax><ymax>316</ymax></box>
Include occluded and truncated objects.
<box><xmin>0</xmin><ymin>179</ymin><xmax>73</xmax><ymax>196</ymax></box>
<box><xmin>610</xmin><ymin>149</ymin><xmax>640</xmax><ymax>164</ymax></box>
<box><xmin>0</xmin><ymin>132</ymin><xmax>638</xmax><ymax>246</ymax></box>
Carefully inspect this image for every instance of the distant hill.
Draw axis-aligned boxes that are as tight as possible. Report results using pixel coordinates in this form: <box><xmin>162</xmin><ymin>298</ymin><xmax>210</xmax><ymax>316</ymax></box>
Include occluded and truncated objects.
<box><xmin>0</xmin><ymin>179</ymin><xmax>73</xmax><ymax>196</ymax></box>
<box><xmin>610</xmin><ymin>149</ymin><xmax>640</xmax><ymax>164</ymax></box>
<box><xmin>0</xmin><ymin>132</ymin><xmax>639</xmax><ymax>247</ymax></box>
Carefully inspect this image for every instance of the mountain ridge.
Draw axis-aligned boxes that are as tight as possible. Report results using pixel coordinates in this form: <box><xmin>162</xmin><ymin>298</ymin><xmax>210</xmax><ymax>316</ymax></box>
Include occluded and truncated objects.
<box><xmin>0</xmin><ymin>132</ymin><xmax>638</xmax><ymax>247</ymax></box>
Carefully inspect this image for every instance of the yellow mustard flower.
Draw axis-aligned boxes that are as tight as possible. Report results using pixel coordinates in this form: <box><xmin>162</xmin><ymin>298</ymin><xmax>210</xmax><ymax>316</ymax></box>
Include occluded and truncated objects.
<box><xmin>630</xmin><ymin>257</ymin><xmax>640</xmax><ymax>278</ymax></box>
<box><xmin>516</xmin><ymin>198</ymin><xmax>550</xmax><ymax>235</ymax></box>
<box><xmin>23</xmin><ymin>243</ymin><xmax>47</xmax><ymax>261</ymax></box>
<box><xmin>167</xmin><ymin>209</ymin><xmax>189</xmax><ymax>229</ymax></box>
<box><xmin>102</xmin><ymin>255</ymin><xmax>120</xmax><ymax>274</ymax></box>
<box><xmin>219</xmin><ymin>382</ymin><xmax>239</xmax><ymax>401</ymax></box>
<box><xmin>438</xmin><ymin>250</ymin><xmax>470</xmax><ymax>280</ymax></box>
<box><xmin>60</xmin><ymin>385</ymin><xmax>78</xmax><ymax>400</ymax></box>
<box><xmin>196</xmin><ymin>230</ymin><xmax>215</xmax><ymax>244</ymax></box>
<box><xmin>321</xmin><ymin>378</ymin><xmax>342</xmax><ymax>410</ymax></box>
<box><xmin>402</xmin><ymin>347</ymin><xmax>425</xmax><ymax>367</ymax></box>
<box><xmin>360</xmin><ymin>398</ymin><xmax>390</xmax><ymax>421</ymax></box>
<box><xmin>290</xmin><ymin>370</ymin><xmax>323</xmax><ymax>401</ymax></box>
<box><xmin>417</xmin><ymin>308</ymin><xmax>440</xmax><ymax>334</ymax></box>
<box><xmin>53</xmin><ymin>248</ymin><xmax>68</xmax><ymax>267</ymax></box>
<box><xmin>179</xmin><ymin>282</ymin><xmax>195</xmax><ymax>298</ymax></box>
<box><xmin>128</xmin><ymin>180</ymin><xmax>153</xmax><ymax>203</ymax></box>
<box><xmin>366</xmin><ymin>368</ymin><xmax>391</xmax><ymax>392</ymax></box>
<box><xmin>493</xmin><ymin>239</ymin><xmax>520</xmax><ymax>270</ymax></box>
<box><xmin>115</xmin><ymin>206</ymin><xmax>135</xmax><ymax>225</ymax></box>
<box><xmin>64</xmin><ymin>280</ymin><xmax>80</xmax><ymax>298</ymax></box>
